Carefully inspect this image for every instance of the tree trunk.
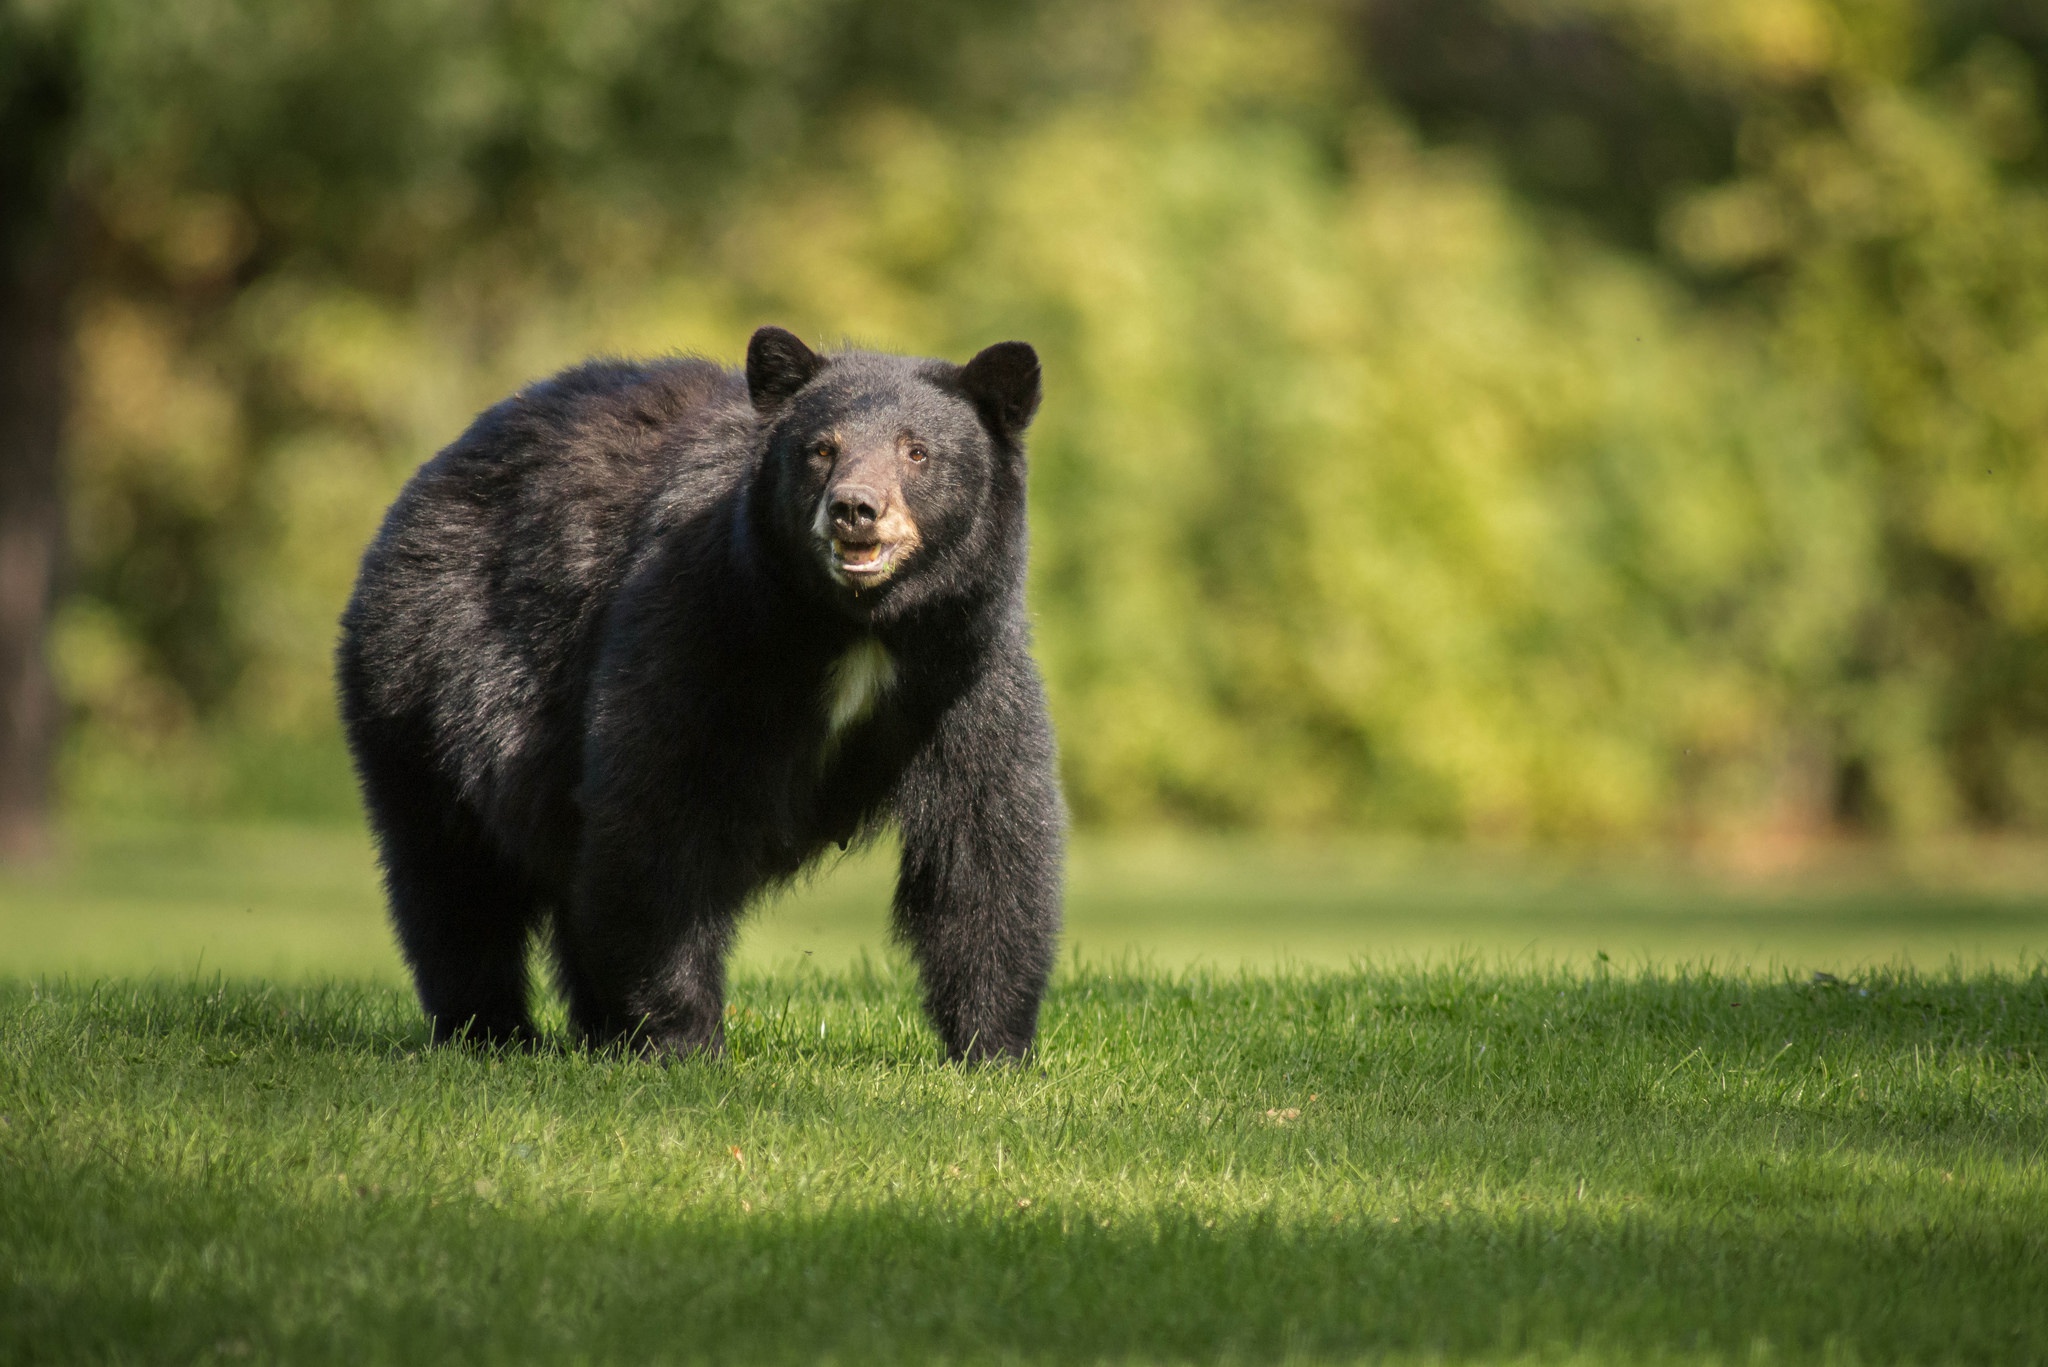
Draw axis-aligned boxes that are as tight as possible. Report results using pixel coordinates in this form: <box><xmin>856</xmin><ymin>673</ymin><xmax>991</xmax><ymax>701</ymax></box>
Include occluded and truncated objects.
<box><xmin>0</xmin><ymin>34</ymin><xmax>77</xmax><ymax>861</ymax></box>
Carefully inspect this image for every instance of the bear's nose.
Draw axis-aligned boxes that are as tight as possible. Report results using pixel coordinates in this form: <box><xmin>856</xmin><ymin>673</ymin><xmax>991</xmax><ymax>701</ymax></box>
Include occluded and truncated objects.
<box><xmin>828</xmin><ymin>486</ymin><xmax>884</xmax><ymax>536</ymax></box>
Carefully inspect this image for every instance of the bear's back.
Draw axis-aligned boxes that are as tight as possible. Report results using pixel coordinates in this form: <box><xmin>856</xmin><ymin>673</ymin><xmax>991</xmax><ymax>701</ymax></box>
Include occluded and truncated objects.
<box><xmin>339</xmin><ymin>355</ymin><xmax>755</xmax><ymax>849</ymax></box>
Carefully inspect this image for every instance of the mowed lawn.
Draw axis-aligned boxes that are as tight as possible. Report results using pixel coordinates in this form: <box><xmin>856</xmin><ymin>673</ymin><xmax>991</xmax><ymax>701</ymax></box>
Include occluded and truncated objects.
<box><xmin>3</xmin><ymin>824</ymin><xmax>2047</xmax><ymax>1364</ymax></box>
<box><xmin>7</xmin><ymin>821</ymin><xmax>2048</xmax><ymax>978</ymax></box>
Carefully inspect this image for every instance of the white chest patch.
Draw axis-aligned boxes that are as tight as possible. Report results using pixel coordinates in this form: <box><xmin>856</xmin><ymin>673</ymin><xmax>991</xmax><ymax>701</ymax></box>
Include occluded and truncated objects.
<box><xmin>824</xmin><ymin>637</ymin><xmax>897</xmax><ymax>742</ymax></box>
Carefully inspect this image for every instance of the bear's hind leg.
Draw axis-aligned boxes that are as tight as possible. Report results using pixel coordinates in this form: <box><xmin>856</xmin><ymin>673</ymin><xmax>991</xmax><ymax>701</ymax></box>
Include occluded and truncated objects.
<box><xmin>384</xmin><ymin>831</ymin><xmax>543</xmax><ymax>1048</ymax></box>
<box><xmin>553</xmin><ymin>901</ymin><xmax>738</xmax><ymax>1060</ymax></box>
<box><xmin>358</xmin><ymin>753</ymin><xmax>543</xmax><ymax>1048</ymax></box>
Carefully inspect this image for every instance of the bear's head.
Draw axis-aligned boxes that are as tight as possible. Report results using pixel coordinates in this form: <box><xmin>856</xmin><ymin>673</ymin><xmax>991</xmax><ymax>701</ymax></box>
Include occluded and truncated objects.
<box><xmin>746</xmin><ymin>326</ymin><xmax>1041</xmax><ymax>620</ymax></box>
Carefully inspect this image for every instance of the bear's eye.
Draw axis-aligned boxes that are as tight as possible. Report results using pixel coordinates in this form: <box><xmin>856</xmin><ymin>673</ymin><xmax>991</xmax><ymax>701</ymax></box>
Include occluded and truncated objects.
<box><xmin>811</xmin><ymin>441</ymin><xmax>835</xmax><ymax>463</ymax></box>
<box><xmin>906</xmin><ymin>444</ymin><xmax>928</xmax><ymax>464</ymax></box>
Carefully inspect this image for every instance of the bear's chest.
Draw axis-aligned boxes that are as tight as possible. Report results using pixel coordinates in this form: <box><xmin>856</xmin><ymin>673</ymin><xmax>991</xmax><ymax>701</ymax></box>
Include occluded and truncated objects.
<box><xmin>822</xmin><ymin>637</ymin><xmax>897</xmax><ymax>745</ymax></box>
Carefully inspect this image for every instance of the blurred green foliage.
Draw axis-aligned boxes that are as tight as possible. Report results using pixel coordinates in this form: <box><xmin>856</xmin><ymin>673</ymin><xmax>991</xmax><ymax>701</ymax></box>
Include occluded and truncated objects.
<box><xmin>9</xmin><ymin>0</ymin><xmax>2046</xmax><ymax>845</ymax></box>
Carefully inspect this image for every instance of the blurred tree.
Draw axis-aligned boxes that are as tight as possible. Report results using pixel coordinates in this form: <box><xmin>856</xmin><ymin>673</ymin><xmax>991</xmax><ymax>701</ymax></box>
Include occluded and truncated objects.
<box><xmin>1350</xmin><ymin>0</ymin><xmax>2048</xmax><ymax>837</ymax></box>
<box><xmin>6</xmin><ymin>0</ymin><xmax>2045</xmax><ymax>850</ymax></box>
<box><xmin>1355</xmin><ymin>0</ymin><xmax>1747</xmax><ymax>252</ymax></box>
<box><xmin>0</xmin><ymin>9</ymin><xmax>79</xmax><ymax>856</ymax></box>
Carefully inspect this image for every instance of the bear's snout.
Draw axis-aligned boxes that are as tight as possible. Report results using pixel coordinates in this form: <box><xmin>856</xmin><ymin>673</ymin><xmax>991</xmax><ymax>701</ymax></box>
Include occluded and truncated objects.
<box><xmin>827</xmin><ymin>485</ymin><xmax>886</xmax><ymax>542</ymax></box>
<box><xmin>816</xmin><ymin>471</ymin><xmax>922</xmax><ymax>586</ymax></box>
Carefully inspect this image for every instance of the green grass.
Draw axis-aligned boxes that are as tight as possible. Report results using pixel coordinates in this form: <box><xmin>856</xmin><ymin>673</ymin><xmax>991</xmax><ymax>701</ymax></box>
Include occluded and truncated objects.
<box><xmin>4</xmin><ymin>824</ymin><xmax>2048</xmax><ymax>1363</ymax></box>
<box><xmin>7</xmin><ymin>821</ymin><xmax>2048</xmax><ymax>979</ymax></box>
<box><xmin>4</xmin><ymin>966</ymin><xmax>2045</xmax><ymax>1364</ymax></box>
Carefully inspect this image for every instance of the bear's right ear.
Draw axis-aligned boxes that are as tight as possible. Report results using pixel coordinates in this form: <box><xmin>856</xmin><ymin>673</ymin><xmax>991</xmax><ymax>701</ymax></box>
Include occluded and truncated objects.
<box><xmin>746</xmin><ymin>326</ymin><xmax>822</xmax><ymax>412</ymax></box>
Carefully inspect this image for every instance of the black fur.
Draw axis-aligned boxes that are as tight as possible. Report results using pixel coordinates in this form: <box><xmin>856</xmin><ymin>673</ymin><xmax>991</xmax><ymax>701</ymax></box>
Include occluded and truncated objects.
<box><xmin>336</xmin><ymin>330</ymin><xmax>1063</xmax><ymax>1062</ymax></box>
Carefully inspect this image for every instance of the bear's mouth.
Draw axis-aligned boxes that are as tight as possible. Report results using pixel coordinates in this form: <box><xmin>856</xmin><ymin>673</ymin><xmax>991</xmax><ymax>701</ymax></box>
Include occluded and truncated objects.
<box><xmin>829</xmin><ymin>537</ymin><xmax>899</xmax><ymax>581</ymax></box>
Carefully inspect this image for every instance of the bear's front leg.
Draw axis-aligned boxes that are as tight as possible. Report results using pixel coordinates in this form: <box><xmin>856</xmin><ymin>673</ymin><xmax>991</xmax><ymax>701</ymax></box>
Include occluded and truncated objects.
<box><xmin>893</xmin><ymin>651</ymin><xmax>1065</xmax><ymax>1062</ymax></box>
<box><xmin>559</xmin><ymin>831</ymin><xmax>742</xmax><ymax>1060</ymax></box>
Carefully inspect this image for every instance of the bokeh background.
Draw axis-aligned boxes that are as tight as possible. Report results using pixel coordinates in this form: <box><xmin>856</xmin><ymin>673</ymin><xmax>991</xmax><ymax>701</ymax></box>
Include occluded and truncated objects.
<box><xmin>3</xmin><ymin>0</ymin><xmax>2047</xmax><ymax>972</ymax></box>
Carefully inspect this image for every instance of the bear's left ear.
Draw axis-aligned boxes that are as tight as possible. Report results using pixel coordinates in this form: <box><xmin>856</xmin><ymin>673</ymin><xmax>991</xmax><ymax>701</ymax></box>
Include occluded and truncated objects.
<box><xmin>746</xmin><ymin>326</ymin><xmax>822</xmax><ymax>412</ymax></box>
<box><xmin>960</xmin><ymin>341</ymin><xmax>1041</xmax><ymax>440</ymax></box>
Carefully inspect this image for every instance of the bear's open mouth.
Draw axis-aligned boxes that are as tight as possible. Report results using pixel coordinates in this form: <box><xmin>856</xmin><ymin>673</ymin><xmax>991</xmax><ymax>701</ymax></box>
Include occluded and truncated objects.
<box><xmin>830</xmin><ymin>538</ymin><xmax>897</xmax><ymax>580</ymax></box>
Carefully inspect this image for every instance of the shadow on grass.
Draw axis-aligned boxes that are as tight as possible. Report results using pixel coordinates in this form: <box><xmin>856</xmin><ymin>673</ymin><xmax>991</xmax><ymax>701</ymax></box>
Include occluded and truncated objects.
<box><xmin>5</xmin><ymin>1171</ymin><xmax>2043</xmax><ymax>1365</ymax></box>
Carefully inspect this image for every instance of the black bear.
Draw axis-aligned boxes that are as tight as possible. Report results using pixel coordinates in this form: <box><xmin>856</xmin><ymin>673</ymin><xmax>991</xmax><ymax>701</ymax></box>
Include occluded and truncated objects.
<box><xmin>336</xmin><ymin>327</ymin><xmax>1063</xmax><ymax>1061</ymax></box>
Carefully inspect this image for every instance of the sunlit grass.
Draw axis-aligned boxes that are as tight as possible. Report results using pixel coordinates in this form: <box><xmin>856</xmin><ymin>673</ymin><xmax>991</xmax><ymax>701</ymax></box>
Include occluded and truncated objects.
<box><xmin>5</xmin><ymin>822</ymin><xmax>2045</xmax><ymax>1362</ymax></box>
<box><xmin>3</xmin><ymin>963</ymin><xmax>2044</xmax><ymax>1364</ymax></box>
<box><xmin>6</xmin><ymin>821</ymin><xmax>2048</xmax><ymax>981</ymax></box>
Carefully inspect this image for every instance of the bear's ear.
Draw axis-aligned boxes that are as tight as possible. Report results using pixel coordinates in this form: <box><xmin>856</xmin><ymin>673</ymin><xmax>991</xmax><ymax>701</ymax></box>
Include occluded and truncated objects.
<box><xmin>960</xmin><ymin>341</ymin><xmax>1041</xmax><ymax>440</ymax></box>
<box><xmin>746</xmin><ymin>326</ymin><xmax>822</xmax><ymax>412</ymax></box>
